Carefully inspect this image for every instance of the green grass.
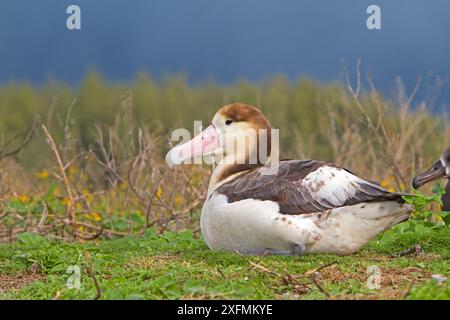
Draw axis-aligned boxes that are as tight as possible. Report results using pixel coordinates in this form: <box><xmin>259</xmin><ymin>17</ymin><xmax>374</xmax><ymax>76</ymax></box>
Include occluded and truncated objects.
<box><xmin>0</xmin><ymin>224</ymin><xmax>448</xmax><ymax>300</ymax></box>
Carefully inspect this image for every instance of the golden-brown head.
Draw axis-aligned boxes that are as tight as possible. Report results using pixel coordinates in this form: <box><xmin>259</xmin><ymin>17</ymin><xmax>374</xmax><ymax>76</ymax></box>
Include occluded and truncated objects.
<box><xmin>212</xmin><ymin>103</ymin><xmax>271</xmax><ymax>165</ymax></box>
<box><xmin>215</xmin><ymin>103</ymin><xmax>271</xmax><ymax>132</ymax></box>
<box><xmin>166</xmin><ymin>103</ymin><xmax>272</xmax><ymax>185</ymax></box>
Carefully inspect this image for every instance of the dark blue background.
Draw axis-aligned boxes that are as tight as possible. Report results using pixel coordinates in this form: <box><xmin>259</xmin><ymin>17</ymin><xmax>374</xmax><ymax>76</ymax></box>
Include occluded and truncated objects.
<box><xmin>1</xmin><ymin>0</ymin><xmax>449</xmax><ymax>110</ymax></box>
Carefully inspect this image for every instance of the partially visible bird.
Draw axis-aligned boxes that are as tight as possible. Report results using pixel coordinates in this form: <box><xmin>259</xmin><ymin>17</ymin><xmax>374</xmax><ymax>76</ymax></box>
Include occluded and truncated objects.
<box><xmin>412</xmin><ymin>148</ymin><xmax>450</xmax><ymax>211</ymax></box>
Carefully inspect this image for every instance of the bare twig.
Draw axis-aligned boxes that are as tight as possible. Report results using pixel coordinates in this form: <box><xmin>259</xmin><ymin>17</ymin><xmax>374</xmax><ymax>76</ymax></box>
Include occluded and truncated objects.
<box><xmin>248</xmin><ymin>260</ymin><xmax>281</xmax><ymax>277</ymax></box>
<box><xmin>217</xmin><ymin>268</ymin><xmax>227</xmax><ymax>280</ymax></box>
<box><xmin>41</xmin><ymin>124</ymin><xmax>76</xmax><ymax>228</ymax></box>
<box><xmin>84</xmin><ymin>252</ymin><xmax>101</xmax><ymax>300</ymax></box>
<box><xmin>0</xmin><ymin>116</ymin><xmax>40</xmax><ymax>160</ymax></box>
<box><xmin>390</xmin><ymin>244</ymin><xmax>423</xmax><ymax>258</ymax></box>
<box><xmin>306</xmin><ymin>261</ymin><xmax>337</xmax><ymax>299</ymax></box>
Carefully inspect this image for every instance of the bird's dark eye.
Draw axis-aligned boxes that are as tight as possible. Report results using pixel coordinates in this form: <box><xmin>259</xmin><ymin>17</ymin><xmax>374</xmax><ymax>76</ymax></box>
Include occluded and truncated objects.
<box><xmin>225</xmin><ymin>120</ymin><xmax>234</xmax><ymax>126</ymax></box>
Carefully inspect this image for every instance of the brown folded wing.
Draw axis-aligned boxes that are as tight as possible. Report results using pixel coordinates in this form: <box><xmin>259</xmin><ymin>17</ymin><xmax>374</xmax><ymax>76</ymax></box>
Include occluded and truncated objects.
<box><xmin>216</xmin><ymin>160</ymin><xmax>404</xmax><ymax>215</ymax></box>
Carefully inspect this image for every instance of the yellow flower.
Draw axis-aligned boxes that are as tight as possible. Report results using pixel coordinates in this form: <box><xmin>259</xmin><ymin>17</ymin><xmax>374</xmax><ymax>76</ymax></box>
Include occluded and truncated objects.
<box><xmin>35</xmin><ymin>170</ymin><xmax>49</xmax><ymax>179</ymax></box>
<box><xmin>18</xmin><ymin>194</ymin><xmax>30</xmax><ymax>203</ymax></box>
<box><xmin>388</xmin><ymin>187</ymin><xmax>396</xmax><ymax>193</ymax></box>
<box><xmin>380</xmin><ymin>179</ymin><xmax>389</xmax><ymax>189</ymax></box>
<box><xmin>62</xmin><ymin>197</ymin><xmax>72</xmax><ymax>207</ymax></box>
<box><xmin>174</xmin><ymin>195</ymin><xmax>184</xmax><ymax>206</ymax></box>
<box><xmin>119</xmin><ymin>182</ymin><xmax>128</xmax><ymax>190</ymax></box>
<box><xmin>82</xmin><ymin>189</ymin><xmax>93</xmax><ymax>202</ymax></box>
<box><xmin>90</xmin><ymin>212</ymin><xmax>102</xmax><ymax>221</ymax></box>
<box><xmin>156</xmin><ymin>187</ymin><xmax>163</xmax><ymax>199</ymax></box>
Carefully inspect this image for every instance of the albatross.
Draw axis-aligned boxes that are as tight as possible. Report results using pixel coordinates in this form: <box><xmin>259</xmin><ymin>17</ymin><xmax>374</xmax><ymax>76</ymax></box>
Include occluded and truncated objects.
<box><xmin>166</xmin><ymin>103</ymin><xmax>413</xmax><ymax>255</ymax></box>
<box><xmin>412</xmin><ymin>147</ymin><xmax>450</xmax><ymax>211</ymax></box>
